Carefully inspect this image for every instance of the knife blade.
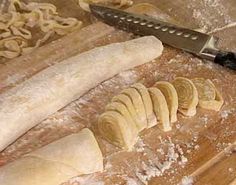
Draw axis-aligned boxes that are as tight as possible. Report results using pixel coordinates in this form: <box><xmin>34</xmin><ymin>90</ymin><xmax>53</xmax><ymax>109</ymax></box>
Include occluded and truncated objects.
<box><xmin>89</xmin><ymin>4</ymin><xmax>236</xmax><ymax>70</ymax></box>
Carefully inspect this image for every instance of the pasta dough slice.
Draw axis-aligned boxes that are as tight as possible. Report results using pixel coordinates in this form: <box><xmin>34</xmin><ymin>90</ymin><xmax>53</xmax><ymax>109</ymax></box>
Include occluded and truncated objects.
<box><xmin>154</xmin><ymin>81</ymin><xmax>178</xmax><ymax>123</ymax></box>
<box><xmin>148</xmin><ymin>87</ymin><xmax>171</xmax><ymax>132</ymax></box>
<box><xmin>106</xmin><ymin>101</ymin><xmax>138</xmax><ymax>137</ymax></box>
<box><xmin>121</xmin><ymin>88</ymin><xmax>148</xmax><ymax>131</ymax></box>
<box><xmin>192</xmin><ymin>78</ymin><xmax>224</xmax><ymax>111</ymax></box>
<box><xmin>172</xmin><ymin>77</ymin><xmax>198</xmax><ymax>117</ymax></box>
<box><xmin>98</xmin><ymin>111</ymin><xmax>137</xmax><ymax>151</ymax></box>
<box><xmin>112</xmin><ymin>94</ymin><xmax>143</xmax><ymax>132</ymax></box>
<box><xmin>131</xmin><ymin>83</ymin><xmax>157</xmax><ymax>128</ymax></box>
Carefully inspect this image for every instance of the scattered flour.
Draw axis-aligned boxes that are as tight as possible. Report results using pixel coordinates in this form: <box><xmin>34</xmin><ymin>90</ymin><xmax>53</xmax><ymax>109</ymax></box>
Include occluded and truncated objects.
<box><xmin>179</xmin><ymin>176</ymin><xmax>194</xmax><ymax>185</ymax></box>
<box><xmin>134</xmin><ymin>137</ymin><xmax>189</xmax><ymax>185</ymax></box>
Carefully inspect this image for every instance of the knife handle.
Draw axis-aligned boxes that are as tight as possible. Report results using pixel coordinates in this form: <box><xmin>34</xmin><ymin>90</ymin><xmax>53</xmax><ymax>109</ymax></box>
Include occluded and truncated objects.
<box><xmin>214</xmin><ymin>51</ymin><xmax>236</xmax><ymax>70</ymax></box>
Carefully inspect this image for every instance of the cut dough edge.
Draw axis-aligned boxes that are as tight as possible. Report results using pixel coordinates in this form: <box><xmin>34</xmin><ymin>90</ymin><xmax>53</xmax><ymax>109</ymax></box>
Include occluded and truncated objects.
<box><xmin>131</xmin><ymin>83</ymin><xmax>157</xmax><ymax>128</ymax></box>
<box><xmin>154</xmin><ymin>81</ymin><xmax>178</xmax><ymax>123</ymax></box>
<box><xmin>192</xmin><ymin>78</ymin><xmax>224</xmax><ymax>111</ymax></box>
<box><xmin>121</xmin><ymin>88</ymin><xmax>148</xmax><ymax>131</ymax></box>
<box><xmin>172</xmin><ymin>77</ymin><xmax>198</xmax><ymax>117</ymax></box>
<box><xmin>98</xmin><ymin>111</ymin><xmax>136</xmax><ymax>151</ymax></box>
<box><xmin>148</xmin><ymin>87</ymin><xmax>171</xmax><ymax>132</ymax></box>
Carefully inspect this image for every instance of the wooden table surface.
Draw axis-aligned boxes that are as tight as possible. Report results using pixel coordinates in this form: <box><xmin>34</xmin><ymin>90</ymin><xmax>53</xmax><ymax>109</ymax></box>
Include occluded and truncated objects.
<box><xmin>0</xmin><ymin>0</ymin><xmax>236</xmax><ymax>185</ymax></box>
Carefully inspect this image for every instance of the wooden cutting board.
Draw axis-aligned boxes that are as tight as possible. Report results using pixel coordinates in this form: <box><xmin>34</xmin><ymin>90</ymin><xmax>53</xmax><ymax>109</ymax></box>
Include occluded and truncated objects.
<box><xmin>0</xmin><ymin>1</ymin><xmax>236</xmax><ymax>185</ymax></box>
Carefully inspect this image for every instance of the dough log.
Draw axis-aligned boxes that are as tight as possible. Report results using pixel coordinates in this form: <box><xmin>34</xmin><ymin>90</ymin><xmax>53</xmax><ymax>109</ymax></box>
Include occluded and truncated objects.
<box><xmin>0</xmin><ymin>36</ymin><xmax>163</xmax><ymax>151</ymax></box>
<box><xmin>0</xmin><ymin>128</ymin><xmax>103</xmax><ymax>185</ymax></box>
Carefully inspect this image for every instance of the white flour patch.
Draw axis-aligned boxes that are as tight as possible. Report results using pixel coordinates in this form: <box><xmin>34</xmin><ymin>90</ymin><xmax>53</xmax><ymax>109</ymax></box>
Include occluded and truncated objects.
<box><xmin>179</xmin><ymin>176</ymin><xmax>194</xmax><ymax>185</ymax></box>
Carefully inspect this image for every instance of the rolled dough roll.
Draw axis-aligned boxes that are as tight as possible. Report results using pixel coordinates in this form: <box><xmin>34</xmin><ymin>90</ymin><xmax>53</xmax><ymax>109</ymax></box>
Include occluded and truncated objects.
<box><xmin>0</xmin><ymin>128</ymin><xmax>103</xmax><ymax>185</ymax></box>
<box><xmin>0</xmin><ymin>36</ymin><xmax>163</xmax><ymax>151</ymax></box>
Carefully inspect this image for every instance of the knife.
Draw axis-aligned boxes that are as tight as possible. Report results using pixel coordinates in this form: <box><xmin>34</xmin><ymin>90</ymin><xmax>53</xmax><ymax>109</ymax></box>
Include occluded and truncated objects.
<box><xmin>89</xmin><ymin>4</ymin><xmax>236</xmax><ymax>70</ymax></box>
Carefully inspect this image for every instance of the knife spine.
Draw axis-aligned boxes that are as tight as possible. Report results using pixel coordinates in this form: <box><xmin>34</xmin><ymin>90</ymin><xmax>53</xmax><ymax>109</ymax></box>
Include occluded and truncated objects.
<box><xmin>90</xmin><ymin>4</ymin><xmax>212</xmax><ymax>54</ymax></box>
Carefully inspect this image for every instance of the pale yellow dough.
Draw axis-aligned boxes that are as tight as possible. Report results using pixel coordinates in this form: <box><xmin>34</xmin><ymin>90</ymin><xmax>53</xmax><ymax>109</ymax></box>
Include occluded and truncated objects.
<box><xmin>112</xmin><ymin>94</ymin><xmax>142</xmax><ymax>131</ymax></box>
<box><xmin>98</xmin><ymin>111</ymin><xmax>137</xmax><ymax>151</ymax></box>
<box><xmin>172</xmin><ymin>77</ymin><xmax>199</xmax><ymax>117</ymax></box>
<box><xmin>148</xmin><ymin>87</ymin><xmax>171</xmax><ymax>132</ymax></box>
<box><xmin>106</xmin><ymin>101</ymin><xmax>138</xmax><ymax>138</ymax></box>
<box><xmin>121</xmin><ymin>88</ymin><xmax>148</xmax><ymax>131</ymax></box>
<box><xmin>0</xmin><ymin>128</ymin><xmax>103</xmax><ymax>185</ymax></box>
<box><xmin>192</xmin><ymin>78</ymin><xmax>224</xmax><ymax>111</ymax></box>
<box><xmin>131</xmin><ymin>83</ymin><xmax>157</xmax><ymax>128</ymax></box>
<box><xmin>154</xmin><ymin>81</ymin><xmax>178</xmax><ymax>123</ymax></box>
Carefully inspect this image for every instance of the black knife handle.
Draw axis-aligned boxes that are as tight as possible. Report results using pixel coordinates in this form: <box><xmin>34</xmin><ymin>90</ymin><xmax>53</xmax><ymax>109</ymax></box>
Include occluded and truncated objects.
<box><xmin>214</xmin><ymin>51</ymin><xmax>236</xmax><ymax>70</ymax></box>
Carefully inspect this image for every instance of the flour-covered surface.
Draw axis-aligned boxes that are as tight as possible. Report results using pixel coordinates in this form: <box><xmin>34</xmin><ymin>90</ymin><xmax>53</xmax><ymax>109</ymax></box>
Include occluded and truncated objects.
<box><xmin>0</xmin><ymin>0</ymin><xmax>236</xmax><ymax>185</ymax></box>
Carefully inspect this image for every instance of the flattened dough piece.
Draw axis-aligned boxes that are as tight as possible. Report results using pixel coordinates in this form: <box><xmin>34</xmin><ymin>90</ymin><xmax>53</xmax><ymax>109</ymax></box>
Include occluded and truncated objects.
<box><xmin>98</xmin><ymin>111</ymin><xmax>136</xmax><ymax>151</ymax></box>
<box><xmin>192</xmin><ymin>78</ymin><xmax>224</xmax><ymax>111</ymax></box>
<box><xmin>131</xmin><ymin>83</ymin><xmax>157</xmax><ymax>128</ymax></box>
<box><xmin>154</xmin><ymin>81</ymin><xmax>178</xmax><ymax>123</ymax></box>
<box><xmin>0</xmin><ymin>156</ymin><xmax>78</xmax><ymax>185</ymax></box>
<box><xmin>148</xmin><ymin>87</ymin><xmax>171</xmax><ymax>132</ymax></box>
<box><xmin>121</xmin><ymin>88</ymin><xmax>148</xmax><ymax>131</ymax></box>
<box><xmin>106</xmin><ymin>101</ymin><xmax>138</xmax><ymax>138</ymax></box>
<box><xmin>0</xmin><ymin>36</ymin><xmax>163</xmax><ymax>151</ymax></box>
<box><xmin>172</xmin><ymin>77</ymin><xmax>198</xmax><ymax>117</ymax></box>
<box><xmin>0</xmin><ymin>128</ymin><xmax>103</xmax><ymax>185</ymax></box>
<box><xmin>28</xmin><ymin>128</ymin><xmax>103</xmax><ymax>174</ymax></box>
<box><xmin>112</xmin><ymin>94</ymin><xmax>143</xmax><ymax>132</ymax></box>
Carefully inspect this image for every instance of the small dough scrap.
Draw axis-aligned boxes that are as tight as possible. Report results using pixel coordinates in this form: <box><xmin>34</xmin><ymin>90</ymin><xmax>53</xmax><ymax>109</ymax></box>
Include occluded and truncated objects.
<box><xmin>112</xmin><ymin>94</ymin><xmax>143</xmax><ymax>132</ymax></box>
<box><xmin>106</xmin><ymin>101</ymin><xmax>138</xmax><ymax>138</ymax></box>
<box><xmin>121</xmin><ymin>88</ymin><xmax>148</xmax><ymax>131</ymax></box>
<box><xmin>172</xmin><ymin>77</ymin><xmax>198</xmax><ymax>117</ymax></box>
<box><xmin>131</xmin><ymin>83</ymin><xmax>157</xmax><ymax>128</ymax></box>
<box><xmin>98</xmin><ymin>111</ymin><xmax>136</xmax><ymax>151</ymax></box>
<box><xmin>154</xmin><ymin>81</ymin><xmax>178</xmax><ymax>123</ymax></box>
<box><xmin>192</xmin><ymin>78</ymin><xmax>224</xmax><ymax>111</ymax></box>
<box><xmin>148</xmin><ymin>87</ymin><xmax>171</xmax><ymax>132</ymax></box>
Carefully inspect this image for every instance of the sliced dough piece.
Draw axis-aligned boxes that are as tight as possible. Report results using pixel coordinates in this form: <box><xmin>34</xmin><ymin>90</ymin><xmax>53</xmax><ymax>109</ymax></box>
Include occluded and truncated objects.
<box><xmin>98</xmin><ymin>111</ymin><xmax>136</xmax><ymax>151</ymax></box>
<box><xmin>0</xmin><ymin>128</ymin><xmax>103</xmax><ymax>185</ymax></box>
<box><xmin>154</xmin><ymin>81</ymin><xmax>178</xmax><ymax>123</ymax></box>
<box><xmin>112</xmin><ymin>94</ymin><xmax>144</xmax><ymax>132</ymax></box>
<box><xmin>148</xmin><ymin>87</ymin><xmax>171</xmax><ymax>132</ymax></box>
<box><xmin>0</xmin><ymin>36</ymin><xmax>163</xmax><ymax>152</ymax></box>
<box><xmin>121</xmin><ymin>88</ymin><xmax>148</xmax><ymax>131</ymax></box>
<box><xmin>192</xmin><ymin>78</ymin><xmax>224</xmax><ymax>111</ymax></box>
<box><xmin>105</xmin><ymin>101</ymin><xmax>138</xmax><ymax>137</ymax></box>
<box><xmin>131</xmin><ymin>83</ymin><xmax>157</xmax><ymax>128</ymax></box>
<box><xmin>172</xmin><ymin>77</ymin><xmax>198</xmax><ymax>116</ymax></box>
